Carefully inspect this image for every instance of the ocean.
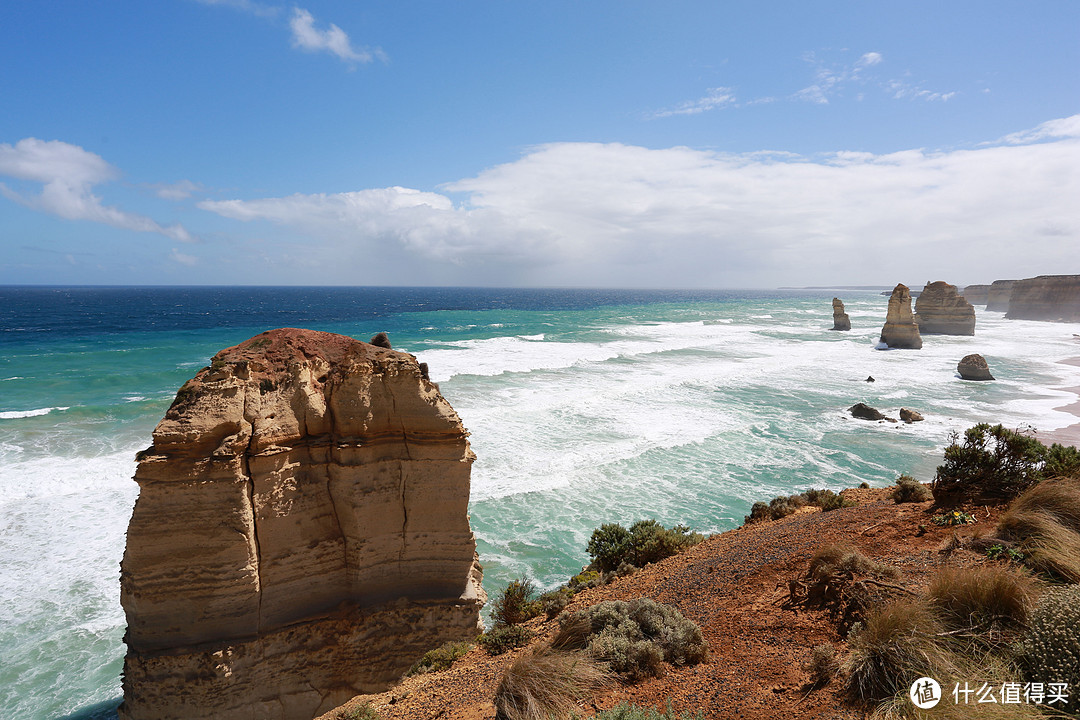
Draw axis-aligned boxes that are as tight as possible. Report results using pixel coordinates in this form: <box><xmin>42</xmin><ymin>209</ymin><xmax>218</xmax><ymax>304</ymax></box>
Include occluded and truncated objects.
<box><xmin>2</xmin><ymin>286</ymin><xmax>1079</xmax><ymax>720</ymax></box>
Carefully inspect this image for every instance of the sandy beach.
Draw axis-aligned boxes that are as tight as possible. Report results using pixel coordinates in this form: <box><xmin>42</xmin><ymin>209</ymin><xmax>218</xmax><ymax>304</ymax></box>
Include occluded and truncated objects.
<box><xmin>1043</xmin><ymin>357</ymin><xmax>1080</xmax><ymax>447</ymax></box>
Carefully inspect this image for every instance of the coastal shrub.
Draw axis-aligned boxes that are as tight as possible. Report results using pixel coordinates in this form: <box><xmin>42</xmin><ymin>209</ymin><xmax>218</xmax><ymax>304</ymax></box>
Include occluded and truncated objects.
<box><xmin>932</xmin><ymin>424</ymin><xmax>1080</xmax><ymax>500</ymax></box>
<box><xmin>493</xmin><ymin>646</ymin><xmax>613</xmax><ymax>720</ymax></box>
<box><xmin>743</xmin><ymin>489</ymin><xmax>855</xmax><ymax>524</ymax></box>
<box><xmin>569</xmin><ymin>570</ymin><xmax>603</xmax><ymax>591</ymax></box>
<box><xmin>926</xmin><ymin>565</ymin><xmax>1037</xmax><ymax>638</ymax></box>
<box><xmin>538</xmin><ymin>587</ymin><xmax>575</xmax><ymax>619</ymax></box>
<box><xmin>493</xmin><ymin>576</ymin><xmax>542</xmax><ymax>626</ymax></box>
<box><xmin>844</xmin><ymin>598</ymin><xmax>956</xmax><ymax>701</ymax></box>
<box><xmin>996</xmin><ymin>476</ymin><xmax>1080</xmax><ymax>582</ymax></box>
<box><xmin>552</xmin><ymin>598</ymin><xmax>707</xmax><ymax>681</ymax></box>
<box><xmin>586</xmin><ymin>521</ymin><xmax>703</xmax><ymax>572</ymax></box>
<box><xmin>1018</xmin><ymin>585</ymin><xmax>1080</xmax><ymax>714</ymax></box>
<box><xmin>744</xmin><ymin>501</ymin><xmax>770</xmax><ymax>524</ymax></box>
<box><xmin>891</xmin><ymin>475</ymin><xmax>931</xmax><ymax>503</ymax></box>
<box><xmin>481</xmin><ymin>625</ymin><xmax>533</xmax><ymax>656</ymax></box>
<box><xmin>584</xmin><ymin>702</ymin><xmax>704</xmax><ymax>720</ymax></box>
<box><xmin>406</xmin><ymin>640</ymin><xmax>473</xmax><ymax>676</ymax></box>
<box><xmin>804</xmin><ymin>643</ymin><xmax>840</xmax><ymax>687</ymax></box>
<box><xmin>817</xmin><ymin>490</ymin><xmax>855</xmax><ymax>512</ymax></box>
<box><xmin>337</xmin><ymin>703</ymin><xmax>380</xmax><ymax>720</ymax></box>
<box><xmin>799</xmin><ymin>544</ymin><xmax>902</xmax><ymax>629</ymax></box>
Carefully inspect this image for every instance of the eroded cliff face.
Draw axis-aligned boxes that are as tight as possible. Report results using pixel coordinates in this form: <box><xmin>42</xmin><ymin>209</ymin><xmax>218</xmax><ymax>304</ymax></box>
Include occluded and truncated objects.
<box><xmin>913</xmin><ymin>281</ymin><xmax>975</xmax><ymax>335</ymax></box>
<box><xmin>961</xmin><ymin>284</ymin><xmax>990</xmax><ymax>305</ymax></box>
<box><xmin>1005</xmin><ymin>275</ymin><xmax>1080</xmax><ymax>322</ymax></box>
<box><xmin>831</xmin><ymin>298</ymin><xmax>851</xmax><ymax>331</ymax></box>
<box><xmin>879</xmin><ymin>283</ymin><xmax>922</xmax><ymax>349</ymax></box>
<box><xmin>986</xmin><ymin>279</ymin><xmax>1016</xmax><ymax>312</ymax></box>
<box><xmin>120</xmin><ymin>328</ymin><xmax>485</xmax><ymax>720</ymax></box>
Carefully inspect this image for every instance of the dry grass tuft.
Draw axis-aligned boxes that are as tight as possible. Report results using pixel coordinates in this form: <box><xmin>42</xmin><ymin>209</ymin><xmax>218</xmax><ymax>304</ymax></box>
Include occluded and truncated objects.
<box><xmin>926</xmin><ymin>565</ymin><xmax>1038</xmax><ymax>635</ymax></box>
<box><xmin>494</xmin><ymin>646</ymin><xmax>613</xmax><ymax>720</ymax></box>
<box><xmin>996</xmin><ymin>476</ymin><xmax>1080</xmax><ymax>581</ymax></box>
<box><xmin>803</xmin><ymin>643</ymin><xmax>839</xmax><ymax>687</ymax></box>
<box><xmin>795</xmin><ymin>544</ymin><xmax>905</xmax><ymax>629</ymax></box>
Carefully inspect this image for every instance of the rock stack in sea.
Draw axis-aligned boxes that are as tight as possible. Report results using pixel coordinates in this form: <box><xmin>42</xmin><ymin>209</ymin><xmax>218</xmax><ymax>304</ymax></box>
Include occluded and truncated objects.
<box><xmin>831</xmin><ymin>298</ymin><xmax>851</xmax><ymax>331</ymax></box>
<box><xmin>986</xmin><ymin>279</ymin><xmax>1017</xmax><ymax>311</ymax></box>
<box><xmin>913</xmin><ymin>281</ymin><xmax>975</xmax><ymax>335</ymax></box>
<box><xmin>957</xmin><ymin>353</ymin><xmax>995</xmax><ymax>381</ymax></box>
<box><xmin>1005</xmin><ymin>275</ymin><xmax>1080</xmax><ymax>322</ymax></box>
<box><xmin>879</xmin><ymin>283</ymin><xmax>922</xmax><ymax>349</ymax></box>
<box><xmin>119</xmin><ymin>328</ymin><xmax>485</xmax><ymax>720</ymax></box>
<box><xmin>961</xmin><ymin>284</ymin><xmax>990</xmax><ymax>305</ymax></box>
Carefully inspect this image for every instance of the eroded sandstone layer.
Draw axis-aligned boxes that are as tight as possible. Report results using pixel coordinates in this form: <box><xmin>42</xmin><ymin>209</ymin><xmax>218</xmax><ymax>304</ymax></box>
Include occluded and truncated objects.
<box><xmin>831</xmin><ymin>298</ymin><xmax>851</xmax><ymax>331</ymax></box>
<box><xmin>986</xmin><ymin>279</ymin><xmax>1016</xmax><ymax>312</ymax></box>
<box><xmin>879</xmin><ymin>283</ymin><xmax>922</xmax><ymax>349</ymax></box>
<box><xmin>1005</xmin><ymin>275</ymin><xmax>1080</xmax><ymax>322</ymax></box>
<box><xmin>913</xmin><ymin>281</ymin><xmax>975</xmax><ymax>335</ymax></box>
<box><xmin>120</xmin><ymin>328</ymin><xmax>485</xmax><ymax>720</ymax></box>
<box><xmin>961</xmin><ymin>284</ymin><xmax>990</xmax><ymax>305</ymax></box>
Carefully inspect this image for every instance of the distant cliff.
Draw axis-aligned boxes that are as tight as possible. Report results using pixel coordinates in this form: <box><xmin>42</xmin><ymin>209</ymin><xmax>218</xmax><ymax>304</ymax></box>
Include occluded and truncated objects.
<box><xmin>961</xmin><ymin>284</ymin><xmax>990</xmax><ymax>305</ymax></box>
<box><xmin>120</xmin><ymin>329</ymin><xmax>485</xmax><ymax>720</ymax></box>
<box><xmin>1006</xmin><ymin>275</ymin><xmax>1080</xmax><ymax>322</ymax></box>
<box><xmin>986</xmin><ymin>280</ymin><xmax>1017</xmax><ymax>312</ymax></box>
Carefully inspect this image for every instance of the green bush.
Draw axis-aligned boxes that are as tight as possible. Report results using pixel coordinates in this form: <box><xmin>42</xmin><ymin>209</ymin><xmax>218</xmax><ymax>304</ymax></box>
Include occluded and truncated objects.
<box><xmin>817</xmin><ymin>490</ymin><xmax>855</xmax><ymax>512</ymax></box>
<box><xmin>891</xmin><ymin>475</ymin><xmax>931</xmax><ymax>503</ymax></box>
<box><xmin>744</xmin><ymin>501</ymin><xmax>770</xmax><ymax>524</ymax></box>
<box><xmin>538</xmin><ymin>587</ymin><xmax>574</xmax><ymax>619</ymax></box>
<box><xmin>336</xmin><ymin>703</ymin><xmax>380</xmax><ymax>720</ymax></box>
<box><xmin>932</xmin><ymin>424</ymin><xmax>1080</xmax><ymax>500</ymax></box>
<box><xmin>480</xmin><ymin>625</ymin><xmax>533</xmax><ymax>656</ymax></box>
<box><xmin>585</xmin><ymin>702</ymin><xmax>704</xmax><ymax>720</ymax></box>
<box><xmin>743</xmin><ymin>489</ymin><xmax>855</xmax><ymax>524</ymax></box>
<box><xmin>492</xmin><ymin>576</ymin><xmax>542</xmax><ymax>626</ymax></box>
<box><xmin>406</xmin><ymin>640</ymin><xmax>473</xmax><ymax>676</ymax></box>
<box><xmin>552</xmin><ymin>598</ymin><xmax>707</xmax><ymax>681</ymax></box>
<box><xmin>1018</xmin><ymin>585</ymin><xmax>1080</xmax><ymax>714</ymax></box>
<box><xmin>586</xmin><ymin>521</ymin><xmax>703</xmax><ymax>572</ymax></box>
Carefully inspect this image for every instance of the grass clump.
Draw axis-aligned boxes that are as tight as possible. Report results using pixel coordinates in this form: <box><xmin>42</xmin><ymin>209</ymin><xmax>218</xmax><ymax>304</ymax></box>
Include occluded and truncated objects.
<box><xmin>1017</xmin><ymin>585</ymin><xmax>1080</xmax><ymax>715</ymax></box>
<box><xmin>585</xmin><ymin>702</ymin><xmax>704</xmax><ymax>720</ymax></box>
<box><xmin>891</xmin><ymin>474</ymin><xmax>931</xmax><ymax>503</ymax></box>
<box><xmin>794</xmin><ymin>543</ymin><xmax>903</xmax><ymax>629</ymax></box>
<box><xmin>493</xmin><ymin>576</ymin><xmax>543</xmax><ymax>626</ymax></box>
<box><xmin>336</xmin><ymin>703</ymin><xmax>380</xmax><ymax>720</ymax></box>
<box><xmin>494</xmin><ymin>646</ymin><xmax>613</xmax><ymax>720</ymax></box>
<box><xmin>926</xmin><ymin>565</ymin><xmax>1037</xmax><ymax>642</ymax></box>
<box><xmin>932</xmin><ymin>423</ymin><xmax>1080</xmax><ymax>501</ymax></box>
<box><xmin>996</xmin><ymin>476</ymin><xmax>1080</xmax><ymax>582</ymax></box>
<box><xmin>552</xmin><ymin>598</ymin><xmax>707</xmax><ymax>681</ymax></box>
<box><xmin>481</xmin><ymin>625</ymin><xmax>533</xmax><ymax>656</ymax></box>
<box><xmin>406</xmin><ymin>640</ymin><xmax>473</xmax><ymax>676</ymax></box>
<box><xmin>804</xmin><ymin>643</ymin><xmax>840</xmax><ymax>687</ymax></box>
<box><xmin>586</xmin><ymin>521</ymin><xmax>703</xmax><ymax>572</ymax></box>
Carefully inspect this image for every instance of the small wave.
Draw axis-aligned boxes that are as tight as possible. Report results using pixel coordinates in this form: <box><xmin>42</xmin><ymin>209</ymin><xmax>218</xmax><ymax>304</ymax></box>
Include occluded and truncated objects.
<box><xmin>0</xmin><ymin>407</ymin><xmax>70</xmax><ymax>420</ymax></box>
<box><xmin>123</xmin><ymin>396</ymin><xmax>146</xmax><ymax>403</ymax></box>
<box><xmin>2</xmin><ymin>376</ymin><xmax>25</xmax><ymax>381</ymax></box>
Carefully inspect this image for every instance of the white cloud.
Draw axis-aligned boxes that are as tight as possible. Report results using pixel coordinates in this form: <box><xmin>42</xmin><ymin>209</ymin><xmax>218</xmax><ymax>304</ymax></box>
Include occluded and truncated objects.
<box><xmin>0</xmin><ymin>138</ymin><xmax>195</xmax><ymax>243</ymax></box>
<box><xmin>289</xmin><ymin>8</ymin><xmax>383</xmax><ymax>65</ymax></box>
<box><xmin>997</xmin><ymin>115</ymin><xmax>1080</xmax><ymax>144</ymax></box>
<box><xmin>152</xmin><ymin>179</ymin><xmax>205</xmax><ymax>201</ymax></box>
<box><xmin>192</xmin><ymin>0</ymin><xmax>278</xmax><ymax>17</ymax></box>
<box><xmin>196</xmin><ymin>115</ymin><xmax>1080</xmax><ymax>287</ymax></box>
<box><xmin>653</xmin><ymin>88</ymin><xmax>737</xmax><ymax>118</ymax></box>
<box><xmin>170</xmin><ymin>248</ymin><xmax>199</xmax><ymax>266</ymax></box>
<box><xmin>888</xmin><ymin>79</ymin><xmax>957</xmax><ymax>102</ymax></box>
<box><xmin>858</xmin><ymin>52</ymin><xmax>883</xmax><ymax>67</ymax></box>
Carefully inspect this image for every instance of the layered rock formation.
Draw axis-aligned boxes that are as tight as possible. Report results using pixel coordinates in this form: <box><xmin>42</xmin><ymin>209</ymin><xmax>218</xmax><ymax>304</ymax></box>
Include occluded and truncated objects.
<box><xmin>913</xmin><ymin>281</ymin><xmax>975</xmax><ymax>335</ymax></box>
<box><xmin>831</xmin><ymin>298</ymin><xmax>851</xmax><ymax>331</ymax></box>
<box><xmin>879</xmin><ymin>284</ymin><xmax>922</xmax><ymax>349</ymax></box>
<box><xmin>961</xmin><ymin>284</ymin><xmax>990</xmax><ymax>305</ymax></box>
<box><xmin>120</xmin><ymin>329</ymin><xmax>485</xmax><ymax>720</ymax></box>
<box><xmin>1005</xmin><ymin>275</ymin><xmax>1080</xmax><ymax>322</ymax></box>
<box><xmin>957</xmin><ymin>354</ymin><xmax>994</xmax><ymax>381</ymax></box>
<box><xmin>986</xmin><ymin>280</ymin><xmax>1016</xmax><ymax>312</ymax></box>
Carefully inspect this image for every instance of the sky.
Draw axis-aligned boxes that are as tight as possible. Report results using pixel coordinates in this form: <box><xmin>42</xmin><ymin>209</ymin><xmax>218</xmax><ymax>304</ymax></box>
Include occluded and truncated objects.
<box><xmin>1</xmin><ymin>1</ymin><xmax>1078</xmax><ymax>289</ymax></box>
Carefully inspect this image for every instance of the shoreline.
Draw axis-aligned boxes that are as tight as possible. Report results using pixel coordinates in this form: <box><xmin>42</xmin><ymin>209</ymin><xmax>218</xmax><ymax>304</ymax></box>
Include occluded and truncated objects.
<box><xmin>1042</xmin><ymin>356</ymin><xmax>1080</xmax><ymax>447</ymax></box>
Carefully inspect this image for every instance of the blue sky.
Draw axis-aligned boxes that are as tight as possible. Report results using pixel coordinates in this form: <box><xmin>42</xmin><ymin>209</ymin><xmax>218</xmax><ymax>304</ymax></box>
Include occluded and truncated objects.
<box><xmin>1</xmin><ymin>1</ymin><xmax>1078</xmax><ymax>287</ymax></box>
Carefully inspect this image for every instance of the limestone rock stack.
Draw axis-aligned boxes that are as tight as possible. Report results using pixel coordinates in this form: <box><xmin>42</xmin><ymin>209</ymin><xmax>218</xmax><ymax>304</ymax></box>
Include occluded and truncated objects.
<box><xmin>831</xmin><ymin>298</ymin><xmax>851</xmax><ymax>331</ymax></box>
<box><xmin>961</xmin><ymin>284</ymin><xmax>990</xmax><ymax>305</ymax></box>
<box><xmin>913</xmin><ymin>281</ymin><xmax>975</xmax><ymax>335</ymax></box>
<box><xmin>1005</xmin><ymin>275</ymin><xmax>1080</xmax><ymax>322</ymax></box>
<box><xmin>879</xmin><ymin>283</ymin><xmax>923</xmax><ymax>349</ymax></box>
<box><xmin>986</xmin><ymin>280</ymin><xmax>1017</xmax><ymax>311</ymax></box>
<box><xmin>119</xmin><ymin>328</ymin><xmax>485</xmax><ymax>720</ymax></box>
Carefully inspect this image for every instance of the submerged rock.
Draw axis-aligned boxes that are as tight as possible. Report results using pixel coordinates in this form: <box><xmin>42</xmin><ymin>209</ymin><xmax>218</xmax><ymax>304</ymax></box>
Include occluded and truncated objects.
<box><xmin>119</xmin><ymin>328</ymin><xmax>485</xmax><ymax>720</ymax></box>
<box><xmin>879</xmin><ymin>284</ymin><xmax>923</xmax><ymax>349</ymax></box>
<box><xmin>914</xmin><ymin>281</ymin><xmax>975</xmax><ymax>335</ymax></box>
<box><xmin>958</xmin><ymin>353</ymin><xmax>995</xmax><ymax>381</ymax></box>
<box><xmin>831</xmin><ymin>298</ymin><xmax>851</xmax><ymax>331</ymax></box>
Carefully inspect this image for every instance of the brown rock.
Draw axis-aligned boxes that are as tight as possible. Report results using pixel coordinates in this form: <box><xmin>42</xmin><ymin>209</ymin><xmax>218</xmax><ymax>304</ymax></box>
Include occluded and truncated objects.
<box><xmin>957</xmin><ymin>353</ymin><xmax>995</xmax><ymax>381</ymax></box>
<box><xmin>914</xmin><ymin>281</ymin><xmax>975</xmax><ymax>335</ymax></box>
<box><xmin>369</xmin><ymin>331</ymin><xmax>392</xmax><ymax>349</ymax></box>
<box><xmin>119</xmin><ymin>328</ymin><xmax>485</xmax><ymax>720</ymax></box>
<box><xmin>830</xmin><ymin>298</ymin><xmax>851</xmax><ymax>331</ymax></box>
<box><xmin>961</xmin><ymin>284</ymin><xmax>990</xmax><ymax>305</ymax></box>
<box><xmin>899</xmin><ymin>408</ymin><xmax>924</xmax><ymax>423</ymax></box>
<box><xmin>850</xmin><ymin>403</ymin><xmax>895</xmax><ymax>422</ymax></box>
<box><xmin>879</xmin><ymin>283</ymin><xmax>923</xmax><ymax>349</ymax></box>
<box><xmin>1005</xmin><ymin>275</ymin><xmax>1080</xmax><ymax>322</ymax></box>
<box><xmin>986</xmin><ymin>279</ymin><xmax>1017</xmax><ymax>312</ymax></box>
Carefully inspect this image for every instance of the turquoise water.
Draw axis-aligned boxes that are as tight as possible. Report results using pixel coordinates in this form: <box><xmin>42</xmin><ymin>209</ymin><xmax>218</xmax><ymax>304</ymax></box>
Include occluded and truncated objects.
<box><xmin>2</xmin><ymin>287</ymin><xmax>1079</xmax><ymax>719</ymax></box>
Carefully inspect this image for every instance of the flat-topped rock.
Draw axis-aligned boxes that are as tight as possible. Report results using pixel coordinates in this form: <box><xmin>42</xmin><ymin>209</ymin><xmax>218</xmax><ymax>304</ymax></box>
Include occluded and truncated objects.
<box><xmin>1005</xmin><ymin>275</ymin><xmax>1080</xmax><ymax>322</ymax></box>
<box><xmin>879</xmin><ymin>283</ymin><xmax>922</xmax><ymax>349</ymax></box>
<box><xmin>120</xmin><ymin>328</ymin><xmax>485</xmax><ymax>720</ymax></box>
<box><xmin>914</xmin><ymin>281</ymin><xmax>975</xmax><ymax>335</ymax></box>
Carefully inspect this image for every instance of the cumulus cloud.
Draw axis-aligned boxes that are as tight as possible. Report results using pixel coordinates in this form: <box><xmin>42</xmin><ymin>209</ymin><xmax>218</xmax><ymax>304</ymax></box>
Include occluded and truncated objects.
<box><xmin>0</xmin><ymin>138</ymin><xmax>195</xmax><ymax>243</ymax></box>
<box><xmin>653</xmin><ymin>88</ymin><xmax>737</xmax><ymax>118</ymax></box>
<box><xmin>196</xmin><ymin>115</ymin><xmax>1080</xmax><ymax>287</ymax></box>
<box><xmin>289</xmin><ymin>8</ymin><xmax>384</xmax><ymax>65</ymax></box>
